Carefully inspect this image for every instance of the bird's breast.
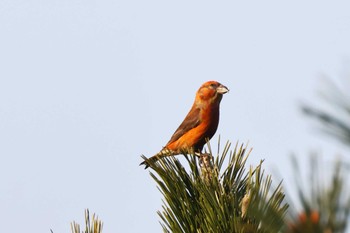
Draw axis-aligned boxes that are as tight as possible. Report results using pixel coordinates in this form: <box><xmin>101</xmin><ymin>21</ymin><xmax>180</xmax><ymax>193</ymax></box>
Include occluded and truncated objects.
<box><xmin>199</xmin><ymin>106</ymin><xmax>220</xmax><ymax>137</ymax></box>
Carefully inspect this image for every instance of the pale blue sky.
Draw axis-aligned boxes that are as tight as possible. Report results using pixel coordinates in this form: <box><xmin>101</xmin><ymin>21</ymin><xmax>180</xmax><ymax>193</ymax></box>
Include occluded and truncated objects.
<box><xmin>1</xmin><ymin>1</ymin><xmax>350</xmax><ymax>232</ymax></box>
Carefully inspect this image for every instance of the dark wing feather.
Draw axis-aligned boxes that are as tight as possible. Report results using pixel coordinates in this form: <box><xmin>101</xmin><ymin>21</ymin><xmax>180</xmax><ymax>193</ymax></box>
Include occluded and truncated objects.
<box><xmin>165</xmin><ymin>106</ymin><xmax>201</xmax><ymax>146</ymax></box>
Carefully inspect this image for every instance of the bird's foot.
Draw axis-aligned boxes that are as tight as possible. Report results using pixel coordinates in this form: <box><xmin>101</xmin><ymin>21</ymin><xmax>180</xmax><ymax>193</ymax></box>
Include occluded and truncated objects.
<box><xmin>198</xmin><ymin>153</ymin><xmax>213</xmax><ymax>169</ymax></box>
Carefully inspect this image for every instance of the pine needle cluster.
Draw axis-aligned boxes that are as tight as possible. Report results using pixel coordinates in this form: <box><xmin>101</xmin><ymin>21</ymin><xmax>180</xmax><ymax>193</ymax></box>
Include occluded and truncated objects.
<box><xmin>70</xmin><ymin>209</ymin><xmax>103</xmax><ymax>233</ymax></box>
<box><xmin>286</xmin><ymin>156</ymin><xmax>350</xmax><ymax>233</ymax></box>
<box><xmin>143</xmin><ymin>141</ymin><xmax>288</xmax><ymax>233</ymax></box>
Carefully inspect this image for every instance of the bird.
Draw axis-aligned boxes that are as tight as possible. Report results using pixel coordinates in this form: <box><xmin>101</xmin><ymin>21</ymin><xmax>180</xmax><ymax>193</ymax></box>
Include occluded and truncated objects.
<box><xmin>141</xmin><ymin>80</ymin><xmax>229</xmax><ymax>168</ymax></box>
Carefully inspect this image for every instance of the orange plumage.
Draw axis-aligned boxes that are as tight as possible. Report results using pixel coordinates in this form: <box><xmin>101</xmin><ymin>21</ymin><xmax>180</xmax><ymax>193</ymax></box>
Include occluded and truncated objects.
<box><xmin>141</xmin><ymin>81</ymin><xmax>229</xmax><ymax>168</ymax></box>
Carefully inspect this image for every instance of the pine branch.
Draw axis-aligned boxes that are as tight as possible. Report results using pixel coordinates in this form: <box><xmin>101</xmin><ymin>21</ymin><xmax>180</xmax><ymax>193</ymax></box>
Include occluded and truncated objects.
<box><xmin>70</xmin><ymin>209</ymin><xmax>103</xmax><ymax>233</ymax></box>
<box><xmin>287</xmin><ymin>156</ymin><xmax>350</xmax><ymax>233</ymax></box>
<box><xmin>143</xmin><ymin>141</ymin><xmax>288</xmax><ymax>233</ymax></box>
<box><xmin>302</xmin><ymin>77</ymin><xmax>350</xmax><ymax>147</ymax></box>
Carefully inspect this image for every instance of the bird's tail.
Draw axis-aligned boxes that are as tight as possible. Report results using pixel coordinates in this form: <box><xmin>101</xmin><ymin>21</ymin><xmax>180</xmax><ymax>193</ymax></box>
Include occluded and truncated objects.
<box><xmin>140</xmin><ymin>148</ymin><xmax>173</xmax><ymax>169</ymax></box>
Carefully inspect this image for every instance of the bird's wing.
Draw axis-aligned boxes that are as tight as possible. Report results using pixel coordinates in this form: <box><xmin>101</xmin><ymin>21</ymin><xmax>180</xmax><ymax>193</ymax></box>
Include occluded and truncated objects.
<box><xmin>166</xmin><ymin>106</ymin><xmax>201</xmax><ymax>146</ymax></box>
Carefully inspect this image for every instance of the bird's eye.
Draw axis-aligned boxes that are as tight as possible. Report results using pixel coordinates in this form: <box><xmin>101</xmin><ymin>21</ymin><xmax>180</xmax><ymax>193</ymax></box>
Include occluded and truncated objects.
<box><xmin>210</xmin><ymin>83</ymin><xmax>217</xmax><ymax>89</ymax></box>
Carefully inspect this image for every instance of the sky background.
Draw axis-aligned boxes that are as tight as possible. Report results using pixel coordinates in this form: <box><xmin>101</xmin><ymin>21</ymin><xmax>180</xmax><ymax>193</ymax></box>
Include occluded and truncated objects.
<box><xmin>1</xmin><ymin>1</ymin><xmax>350</xmax><ymax>232</ymax></box>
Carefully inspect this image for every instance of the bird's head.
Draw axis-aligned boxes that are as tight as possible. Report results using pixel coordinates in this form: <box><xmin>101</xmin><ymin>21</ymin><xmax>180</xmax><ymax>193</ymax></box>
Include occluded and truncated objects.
<box><xmin>196</xmin><ymin>81</ymin><xmax>229</xmax><ymax>104</ymax></box>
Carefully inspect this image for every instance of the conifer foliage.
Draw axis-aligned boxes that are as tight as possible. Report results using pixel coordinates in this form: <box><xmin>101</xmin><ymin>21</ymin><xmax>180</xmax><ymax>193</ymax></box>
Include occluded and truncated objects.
<box><xmin>143</xmin><ymin>141</ymin><xmax>288</xmax><ymax>233</ymax></box>
<box><xmin>287</xmin><ymin>156</ymin><xmax>350</xmax><ymax>233</ymax></box>
<box><xmin>70</xmin><ymin>209</ymin><xmax>103</xmax><ymax>233</ymax></box>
